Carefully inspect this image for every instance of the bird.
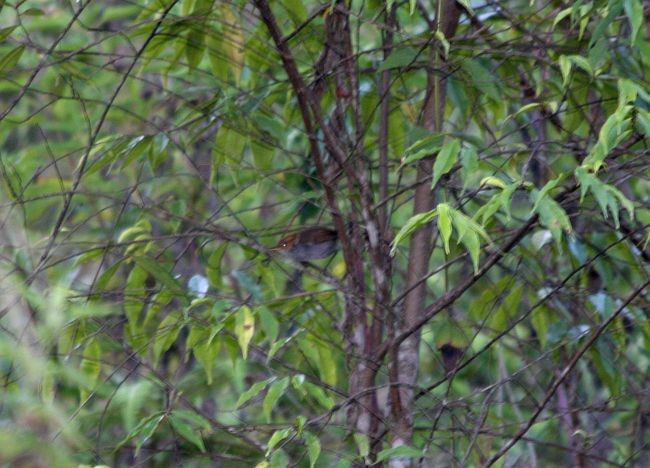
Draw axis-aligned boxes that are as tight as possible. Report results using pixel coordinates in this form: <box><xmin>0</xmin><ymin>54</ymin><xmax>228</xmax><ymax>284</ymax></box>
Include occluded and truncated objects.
<box><xmin>271</xmin><ymin>226</ymin><xmax>339</xmax><ymax>261</ymax></box>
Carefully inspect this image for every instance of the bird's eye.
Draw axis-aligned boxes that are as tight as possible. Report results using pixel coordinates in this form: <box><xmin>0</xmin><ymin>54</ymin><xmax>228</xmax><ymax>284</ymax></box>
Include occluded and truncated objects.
<box><xmin>281</xmin><ymin>241</ymin><xmax>287</xmax><ymax>247</ymax></box>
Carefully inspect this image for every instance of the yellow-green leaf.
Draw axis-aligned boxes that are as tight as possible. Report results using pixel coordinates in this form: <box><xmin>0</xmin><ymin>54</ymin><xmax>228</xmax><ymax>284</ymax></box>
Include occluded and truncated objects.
<box><xmin>235</xmin><ymin>305</ymin><xmax>255</xmax><ymax>359</ymax></box>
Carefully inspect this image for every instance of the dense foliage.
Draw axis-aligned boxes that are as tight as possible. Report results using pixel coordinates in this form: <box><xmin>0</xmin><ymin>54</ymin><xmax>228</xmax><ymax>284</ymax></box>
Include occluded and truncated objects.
<box><xmin>0</xmin><ymin>0</ymin><xmax>648</xmax><ymax>466</ymax></box>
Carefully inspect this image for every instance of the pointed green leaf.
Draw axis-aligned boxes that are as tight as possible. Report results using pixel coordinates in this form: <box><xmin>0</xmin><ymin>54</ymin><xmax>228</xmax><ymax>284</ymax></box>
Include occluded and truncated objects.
<box><xmin>236</xmin><ymin>379</ymin><xmax>270</xmax><ymax>409</ymax></box>
<box><xmin>437</xmin><ymin>203</ymin><xmax>452</xmax><ymax>254</ymax></box>
<box><xmin>376</xmin><ymin>445</ymin><xmax>423</xmax><ymax>463</ymax></box>
<box><xmin>235</xmin><ymin>305</ymin><xmax>255</xmax><ymax>359</ymax></box>
<box><xmin>623</xmin><ymin>0</ymin><xmax>643</xmax><ymax>44</ymax></box>
<box><xmin>0</xmin><ymin>45</ymin><xmax>25</xmax><ymax>73</ymax></box>
<box><xmin>153</xmin><ymin>311</ymin><xmax>183</xmax><ymax>364</ymax></box>
<box><xmin>354</xmin><ymin>433</ymin><xmax>370</xmax><ymax>459</ymax></box>
<box><xmin>267</xmin><ymin>428</ymin><xmax>292</xmax><ymax>454</ymax></box>
<box><xmin>257</xmin><ymin>306</ymin><xmax>279</xmax><ymax>344</ymax></box>
<box><xmin>263</xmin><ymin>377</ymin><xmax>289</xmax><ymax>423</ymax></box>
<box><xmin>377</xmin><ymin>47</ymin><xmax>419</xmax><ymax>71</ymax></box>
<box><xmin>304</xmin><ymin>432</ymin><xmax>321</xmax><ymax>468</ymax></box>
<box><xmin>391</xmin><ymin>209</ymin><xmax>438</xmax><ymax>255</ymax></box>
<box><xmin>169</xmin><ymin>413</ymin><xmax>206</xmax><ymax>452</ymax></box>
<box><xmin>133</xmin><ymin>256</ymin><xmax>186</xmax><ymax>298</ymax></box>
<box><xmin>431</xmin><ymin>139</ymin><xmax>460</xmax><ymax>188</ymax></box>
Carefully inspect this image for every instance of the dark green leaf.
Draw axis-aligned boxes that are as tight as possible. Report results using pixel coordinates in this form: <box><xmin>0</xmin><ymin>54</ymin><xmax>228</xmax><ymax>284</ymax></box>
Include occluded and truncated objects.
<box><xmin>169</xmin><ymin>414</ymin><xmax>206</xmax><ymax>452</ymax></box>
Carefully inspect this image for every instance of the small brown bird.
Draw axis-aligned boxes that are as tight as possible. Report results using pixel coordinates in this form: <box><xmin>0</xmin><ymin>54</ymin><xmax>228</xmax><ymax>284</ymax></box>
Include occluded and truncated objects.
<box><xmin>272</xmin><ymin>226</ymin><xmax>338</xmax><ymax>261</ymax></box>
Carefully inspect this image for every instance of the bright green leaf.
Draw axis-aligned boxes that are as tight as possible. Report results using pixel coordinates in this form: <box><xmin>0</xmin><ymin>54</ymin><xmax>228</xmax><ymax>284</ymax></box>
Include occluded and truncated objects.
<box><xmin>304</xmin><ymin>431</ymin><xmax>321</xmax><ymax>468</ymax></box>
<box><xmin>437</xmin><ymin>203</ymin><xmax>452</xmax><ymax>254</ymax></box>
<box><xmin>354</xmin><ymin>433</ymin><xmax>369</xmax><ymax>459</ymax></box>
<box><xmin>391</xmin><ymin>209</ymin><xmax>438</xmax><ymax>255</ymax></box>
<box><xmin>624</xmin><ymin>0</ymin><xmax>644</xmax><ymax>45</ymax></box>
<box><xmin>263</xmin><ymin>377</ymin><xmax>289</xmax><ymax>423</ymax></box>
<box><xmin>431</xmin><ymin>139</ymin><xmax>460</xmax><ymax>188</ymax></box>
<box><xmin>235</xmin><ymin>305</ymin><xmax>255</xmax><ymax>359</ymax></box>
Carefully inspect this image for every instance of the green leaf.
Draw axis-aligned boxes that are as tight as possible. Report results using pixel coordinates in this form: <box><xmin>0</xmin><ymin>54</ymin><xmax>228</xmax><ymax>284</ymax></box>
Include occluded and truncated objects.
<box><xmin>377</xmin><ymin>47</ymin><xmax>420</xmax><ymax>71</ymax></box>
<box><xmin>575</xmin><ymin>167</ymin><xmax>634</xmax><ymax>228</ymax></box>
<box><xmin>450</xmin><ymin>208</ymin><xmax>490</xmax><ymax>273</ymax></box>
<box><xmin>185</xmin><ymin>25</ymin><xmax>205</xmax><ymax>70</ymax></box>
<box><xmin>0</xmin><ymin>25</ymin><xmax>17</xmax><ymax>41</ymax></box>
<box><xmin>480</xmin><ymin>176</ymin><xmax>506</xmax><ymax>189</ymax></box>
<box><xmin>251</xmin><ymin>139</ymin><xmax>275</xmax><ymax>171</ymax></box>
<box><xmin>73</xmin><ymin>248</ymin><xmax>106</xmax><ymax>267</ymax></box>
<box><xmin>80</xmin><ymin>337</ymin><xmax>101</xmax><ymax>400</ymax></box>
<box><xmin>120</xmin><ymin>136</ymin><xmax>153</xmax><ymax>170</ymax></box>
<box><xmin>218</xmin><ymin>3</ymin><xmax>243</xmax><ymax>82</ymax></box>
<box><xmin>354</xmin><ymin>433</ymin><xmax>369</xmax><ymax>459</ymax></box>
<box><xmin>558</xmin><ymin>55</ymin><xmax>571</xmax><ymax>87</ymax></box>
<box><xmin>169</xmin><ymin>413</ymin><xmax>206</xmax><ymax>452</ymax></box>
<box><xmin>0</xmin><ymin>45</ymin><xmax>25</xmax><ymax>73</ymax></box>
<box><xmin>236</xmin><ymin>379</ymin><xmax>270</xmax><ymax>409</ymax></box>
<box><xmin>235</xmin><ymin>305</ymin><xmax>255</xmax><ymax>359</ymax></box>
<box><xmin>530</xmin><ymin>191</ymin><xmax>572</xmax><ymax>243</ymax></box>
<box><xmin>124</xmin><ymin>265</ymin><xmax>147</xmax><ymax>327</ymax></box>
<box><xmin>267</xmin><ymin>335</ymin><xmax>293</xmax><ymax>362</ymax></box>
<box><xmin>376</xmin><ymin>445</ymin><xmax>423</xmax><ymax>463</ymax></box>
<box><xmin>187</xmin><ymin>326</ymin><xmax>221</xmax><ymax>384</ymax></box>
<box><xmin>490</xmin><ymin>284</ymin><xmax>523</xmax><ymax>332</ymax></box>
<box><xmin>257</xmin><ymin>306</ymin><xmax>279</xmax><ymax>343</ymax></box>
<box><xmin>583</xmin><ymin>105</ymin><xmax>633</xmax><ymax>172</ymax></box>
<box><xmin>304</xmin><ymin>432</ymin><xmax>321</xmax><ymax>468</ymax></box>
<box><xmin>460</xmin><ymin>144</ymin><xmax>479</xmax><ymax>190</ymax></box>
<box><xmin>617</xmin><ymin>79</ymin><xmax>638</xmax><ymax>109</ymax></box>
<box><xmin>636</xmin><ymin>108</ymin><xmax>650</xmax><ymax>136</ymax></box>
<box><xmin>153</xmin><ymin>311</ymin><xmax>183</xmax><ymax>365</ymax></box>
<box><xmin>568</xmin><ymin>55</ymin><xmax>593</xmax><ymax>76</ymax></box>
<box><xmin>85</xmin><ymin>138</ymin><xmax>128</xmax><ymax>176</ymax></box>
<box><xmin>391</xmin><ymin>209</ymin><xmax>438</xmax><ymax>255</ymax></box>
<box><xmin>21</xmin><ymin>7</ymin><xmax>44</xmax><ymax>16</ymax></box>
<box><xmin>263</xmin><ymin>377</ymin><xmax>289</xmax><ymax>423</ymax></box>
<box><xmin>456</xmin><ymin>0</ymin><xmax>474</xmax><ymax>15</ymax></box>
<box><xmin>434</xmin><ymin>30</ymin><xmax>449</xmax><ymax>58</ymax></box>
<box><xmin>431</xmin><ymin>139</ymin><xmax>460</xmax><ymax>188</ymax></box>
<box><xmin>206</xmin><ymin>243</ymin><xmax>227</xmax><ymax>288</ymax></box>
<box><xmin>552</xmin><ymin>7</ymin><xmax>573</xmax><ymax>29</ymax></box>
<box><xmin>461</xmin><ymin>59</ymin><xmax>500</xmax><ymax>101</ymax></box>
<box><xmin>214</xmin><ymin>126</ymin><xmax>248</xmax><ymax>164</ymax></box>
<box><xmin>284</xmin><ymin>0</ymin><xmax>307</xmax><ymax>25</ymax></box>
<box><xmin>117</xmin><ymin>413</ymin><xmax>165</xmax><ymax>456</ymax></box>
<box><xmin>132</xmin><ymin>256</ymin><xmax>186</xmax><ymax>298</ymax></box>
<box><xmin>270</xmin><ymin>449</ymin><xmax>289</xmax><ymax>467</ymax></box>
<box><xmin>317</xmin><ymin>340</ymin><xmax>337</xmax><ymax>386</ymax></box>
<box><xmin>117</xmin><ymin>380</ymin><xmax>156</xmax><ymax>432</ymax></box>
<box><xmin>302</xmin><ymin>382</ymin><xmax>334</xmax><ymax>409</ymax></box>
<box><xmin>504</xmin><ymin>102</ymin><xmax>542</xmax><ymax>122</ymax></box>
<box><xmin>400</xmin><ymin>134</ymin><xmax>445</xmax><ymax>166</ymax></box>
<box><xmin>118</xmin><ymin>219</ymin><xmax>152</xmax><ymax>243</ymax></box>
<box><xmin>437</xmin><ymin>203</ymin><xmax>453</xmax><ymax>254</ymax></box>
<box><xmin>267</xmin><ymin>427</ymin><xmax>292</xmax><ymax>454</ymax></box>
<box><xmin>475</xmin><ymin>183</ymin><xmax>517</xmax><ymax>223</ymax></box>
<box><xmin>589</xmin><ymin>2</ymin><xmax>623</xmax><ymax>48</ymax></box>
<box><xmin>531</xmin><ymin>175</ymin><xmax>565</xmax><ymax>214</ymax></box>
<box><xmin>94</xmin><ymin>261</ymin><xmax>123</xmax><ymax>295</ymax></box>
<box><xmin>624</xmin><ymin>0</ymin><xmax>644</xmax><ymax>44</ymax></box>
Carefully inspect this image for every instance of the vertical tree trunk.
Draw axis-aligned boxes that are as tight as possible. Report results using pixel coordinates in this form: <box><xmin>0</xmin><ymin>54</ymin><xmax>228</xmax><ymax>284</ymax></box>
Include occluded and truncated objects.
<box><xmin>390</xmin><ymin>2</ymin><xmax>462</xmax><ymax>464</ymax></box>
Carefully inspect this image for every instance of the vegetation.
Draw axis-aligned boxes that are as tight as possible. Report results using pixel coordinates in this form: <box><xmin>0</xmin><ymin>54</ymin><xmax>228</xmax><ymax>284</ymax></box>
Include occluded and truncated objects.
<box><xmin>0</xmin><ymin>0</ymin><xmax>648</xmax><ymax>466</ymax></box>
